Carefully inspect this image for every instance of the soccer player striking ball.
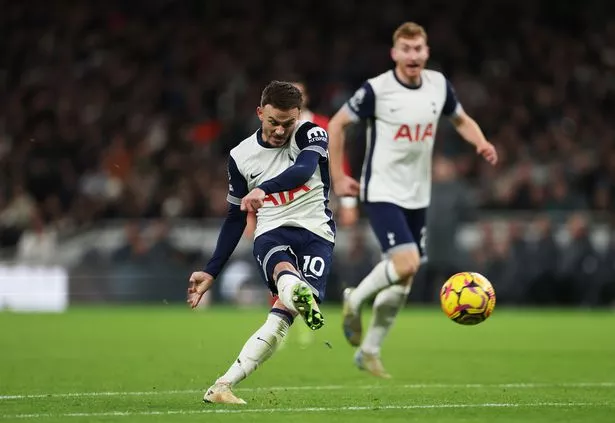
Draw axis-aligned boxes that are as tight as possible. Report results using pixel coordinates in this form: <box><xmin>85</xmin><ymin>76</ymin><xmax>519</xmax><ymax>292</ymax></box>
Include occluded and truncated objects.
<box><xmin>328</xmin><ymin>22</ymin><xmax>498</xmax><ymax>378</ymax></box>
<box><xmin>187</xmin><ymin>81</ymin><xmax>334</xmax><ymax>404</ymax></box>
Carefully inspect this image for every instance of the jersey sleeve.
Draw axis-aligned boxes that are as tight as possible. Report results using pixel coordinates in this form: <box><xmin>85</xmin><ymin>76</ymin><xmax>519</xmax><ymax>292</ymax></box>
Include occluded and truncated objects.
<box><xmin>257</xmin><ymin>151</ymin><xmax>320</xmax><ymax>195</ymax></box>
<box><xmin>294</xmin><ymin>121</ymin><xmax>328</xmax><ymax>157</ymax></box>
<box><xmin>344</xmin><ymin>81</ymin><xmax>376</xmax><ymax>121</ymax></box>
<box><xmin>203</xmin><ymin>204</ymin><xmax>248</xmax><ymax>278</ymax></box>
<box><xmin>442</xmin><ymin>79</ymin><xmax>464</xmax><ymax>117</ymax></box>
<box><xmin>226</xmin><ymin>155</ymin><xmax>249</xmax><ymax>206</ymax></box>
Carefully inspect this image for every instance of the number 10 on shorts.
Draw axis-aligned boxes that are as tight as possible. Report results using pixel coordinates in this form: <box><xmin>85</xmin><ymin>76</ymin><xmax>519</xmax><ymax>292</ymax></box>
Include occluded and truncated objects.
<box><xmin>302</xmin><ymin>255</ymin><xmax>325</xmax><ymax>277</ymax></box>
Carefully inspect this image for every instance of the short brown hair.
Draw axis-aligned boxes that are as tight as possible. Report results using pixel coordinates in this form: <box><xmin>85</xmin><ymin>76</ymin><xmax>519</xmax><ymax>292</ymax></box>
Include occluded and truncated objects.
<box><xmin>392</xmin><ymin>22</ymin><xmax>427</xmax><ymax>45</ymax></box>
<box><xmin>260</xmin><ymin>81</ymin><xmax>303</xmax><ymax>110</ymax></box>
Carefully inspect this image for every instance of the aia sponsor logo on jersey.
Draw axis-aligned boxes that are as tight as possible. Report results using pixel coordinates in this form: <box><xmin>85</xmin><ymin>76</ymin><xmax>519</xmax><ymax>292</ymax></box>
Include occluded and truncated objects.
<box><xmin>394</xmin><ymin>123</ymin><xmax>434</xmax><ymax>142</ymax></box>
<box><xmin>263</xmin><ymin>185</ymin><xmax>311</xmax><ymax>206</ymax></box>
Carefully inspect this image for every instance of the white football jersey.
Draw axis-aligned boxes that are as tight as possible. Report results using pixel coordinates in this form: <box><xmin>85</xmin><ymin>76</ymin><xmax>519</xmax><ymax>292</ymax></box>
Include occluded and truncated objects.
<box><xmin>227</xmin><ymin>121</ymin><xmax>335</xmax><ymax>242</ymax></box>
<box><xmin>345</xmin><ymin>69</ymin><xmax>463</xmax><ymax>209</ymax></box>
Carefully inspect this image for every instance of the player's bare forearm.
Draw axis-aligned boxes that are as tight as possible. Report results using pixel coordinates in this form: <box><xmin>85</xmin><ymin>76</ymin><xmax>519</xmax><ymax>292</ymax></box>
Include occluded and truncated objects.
<box><xmin>327</xmin><ymin>116</ymin><xmax>347</xmax><ymax>182</ymax></box>
<box><xmin>451</xmin><ymin>113</ymin><xmax>498</xmax><ymax>165</ymax></box>
<box><xmin>451</xmin><ymin>113</ymin><xmax>486</xmax><ymax>147</ymax></box>
<box><xmin>329</xmin><ymin>109</ymin><xmax>361</xmax><ymax>196</ymax></box>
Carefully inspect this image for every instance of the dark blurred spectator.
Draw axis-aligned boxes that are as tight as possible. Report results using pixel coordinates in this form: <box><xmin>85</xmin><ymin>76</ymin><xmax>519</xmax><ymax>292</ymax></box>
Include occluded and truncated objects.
<box><xmin>557</xmin><ymin>214</ymin><xmax>602</xmax><ymax>305</ymax></box>
<box><xmin>338</xmin><ymin>227</ymin><xmax>379</xmax><ymax>296</ymax></box>
<box><xmin>16</xmin><ymin>209</ymin><xmax>57</xmax><ymax>263</ymax></box>
<box><xmin>484</xmin><ymin>229</ymin><xmax>518</xmax><ymax>304</ymax></box>
<box><xmin>0</xmin><ymin>183</ymin><xmax>37</xmax><ymax>247</ymax></box>
<box><xmin>597</xmin><ymin>234</ymin><xmax>615</xmax><ymax>306</ymax></box>
<box><xmin>526</xmin><ymin>215</ymin><xmax>559</xmax><ymax>305</ymax></box>
<box><xmin>111</xmin><ymin>221</ymin><xmax>148</xmax><ymax>263</ymax></box>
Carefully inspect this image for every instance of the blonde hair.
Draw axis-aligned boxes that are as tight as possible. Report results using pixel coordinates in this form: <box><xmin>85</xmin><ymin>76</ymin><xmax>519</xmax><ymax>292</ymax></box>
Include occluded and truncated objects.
<box><xmin>393</xmin><ymin>22</ymin><xmax>427</xmax><ymax>45</ymax></box>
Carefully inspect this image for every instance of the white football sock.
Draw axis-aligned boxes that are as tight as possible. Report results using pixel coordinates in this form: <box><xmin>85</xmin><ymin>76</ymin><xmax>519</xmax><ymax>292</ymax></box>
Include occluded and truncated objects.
<box><xmin>348</xmin><ymin>260</ymin><xmax>400</xmax><ymax>312</ymax></box>
<box><xmin>360</xmin><ymin>282</ymin><xmax>411</xmax><ymax>355</ymax></box>
<box><xmin>216</xmin><ymin>311</ymin><xmax>291</xmax><ymax>386</ymax></box>
<box><xmin>276</xmin><ymin>271</ymin><xmax>305</xmax><ymax>313</ymax></box>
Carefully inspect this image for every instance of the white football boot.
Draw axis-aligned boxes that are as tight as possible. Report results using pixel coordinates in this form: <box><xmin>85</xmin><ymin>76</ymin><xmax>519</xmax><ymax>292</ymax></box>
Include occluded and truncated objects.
<box><xmin>203</xmin><ymin>382</ymin><xmax>246</xmax><ymax>405</ymax></box>
<box><xmin>354</xmin><ymin>349</ymin><xmax>392</xmax><ymax>379</ymax></box>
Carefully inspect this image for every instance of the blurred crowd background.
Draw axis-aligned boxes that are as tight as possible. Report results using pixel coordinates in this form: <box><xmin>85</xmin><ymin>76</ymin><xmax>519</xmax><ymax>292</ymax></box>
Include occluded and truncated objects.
<box><xmin>0</xmin><ymin>0</ymin><xmax>614</xmax><ymax>308</ymax></box>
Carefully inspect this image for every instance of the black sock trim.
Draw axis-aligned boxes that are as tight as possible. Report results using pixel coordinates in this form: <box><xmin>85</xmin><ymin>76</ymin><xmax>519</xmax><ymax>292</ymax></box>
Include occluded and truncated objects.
<box><xmin>276</xmin><ymin>270</ymin><xmax>300</xmax><ymax>280</ymax></box>
<box><xmin>270</xmin><ymin>307</ymin><xmax>294</xmax><ymax>325</ymax></box>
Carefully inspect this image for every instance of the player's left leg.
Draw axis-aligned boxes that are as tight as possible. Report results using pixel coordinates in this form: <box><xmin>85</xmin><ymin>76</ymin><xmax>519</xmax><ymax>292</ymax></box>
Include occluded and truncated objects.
<box><xmin>355</xmin><ymin>281</ymin><xmax>411</xmax><ymax>378</ymax></box>
<box><xmin>254</xmin><ymin>227</ymin><xmax>331</xmax><ymax>330</ymax></box>
<box><xmin>204</xmin><ymin>301</ymin><xmax>294</xmax><ymax>404</ymax></box>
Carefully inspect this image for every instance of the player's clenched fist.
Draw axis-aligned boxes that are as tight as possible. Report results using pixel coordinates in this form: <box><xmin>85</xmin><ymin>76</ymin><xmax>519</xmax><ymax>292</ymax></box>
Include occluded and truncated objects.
<box><xmin>333</xmin><ymin>175</ymin><xmax>360</xmax><ymax>197</ymax></box>
<box><xmin>241</xmin><ymin>188</ymin><xmax>266</xmax><ymax>212</ymax></box>
<box><xmin>187</xmin><ymin>271</ymin><xmax>214</xmax><ymax>308</ymax></box>
<box><xmin>476</xmin><ymin>141</ymin><xmax>498</xmax><ymax>165</ymax></box>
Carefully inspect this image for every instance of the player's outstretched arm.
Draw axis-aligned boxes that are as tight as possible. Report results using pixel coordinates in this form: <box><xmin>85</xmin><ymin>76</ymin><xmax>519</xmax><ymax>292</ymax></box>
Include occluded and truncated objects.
<box><xmin>449</xmin><ymin>111</ymin><xmax>498</xmax><ymax>165</ymax></box>
<box><xmin>329</xmin><ymin>107</ymin><xmax>360</xmax><ymax>197</ymax></box>
<box><xmin>189</xmin><ymin>155</ymin><xmax>249</xmax><ymax>308</ymax></box>
<box><xmin>187</xmin><ymin>204</ymin><xmax>248</xmax><ymax>308</ymax></box>
<box><xmin>443</xmin><ymin>79</ymin><xmax>497</xmax><ymax>165</ymax></box>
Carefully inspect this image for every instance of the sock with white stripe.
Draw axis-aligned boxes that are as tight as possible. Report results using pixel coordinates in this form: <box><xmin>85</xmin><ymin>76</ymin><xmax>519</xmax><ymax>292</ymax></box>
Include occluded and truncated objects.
<box><xmin>347</xmin><ymin>260</ymin><xmax>400</xmax><ymax>312</ymax></box>
<box><xmin>360</xmin><ymin>282</ymin><xmax>411</xmax><ymax>355</ymax></box>
<box><xmin>216</xmin><ymin>310</ymin><xmax>292</xmax><ymax>386</ymax></box>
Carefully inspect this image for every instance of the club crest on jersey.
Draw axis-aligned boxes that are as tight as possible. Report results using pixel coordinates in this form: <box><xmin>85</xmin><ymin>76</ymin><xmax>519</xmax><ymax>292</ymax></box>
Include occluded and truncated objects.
<box><xmin>394</xmin><ymin>123</ymin><xmax>434</xmax><ymax>142</ymax></box>
<box><xmin>307</xmin><ymin>127</ymin><xmax>327</xmax><ymax>143</ymax></box>
<box><xmin>263</xmin><ymin>184</ymin><xmax>311</xmax><ymax>206</ymax></box>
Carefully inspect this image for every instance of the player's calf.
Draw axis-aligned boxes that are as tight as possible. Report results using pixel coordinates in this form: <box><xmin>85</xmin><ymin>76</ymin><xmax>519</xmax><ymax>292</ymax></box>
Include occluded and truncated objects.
<box><xmin>342</xmin><ymin>287</ymin><xmax>362</xmax><ymax>346</ymax></box>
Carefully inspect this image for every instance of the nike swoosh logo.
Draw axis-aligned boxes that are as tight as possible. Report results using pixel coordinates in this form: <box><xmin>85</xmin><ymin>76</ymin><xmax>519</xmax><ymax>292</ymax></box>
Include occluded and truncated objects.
<box><xmin>390</xmin><ymin>107</ymin><xmax>402</xmax><ymax>113</ymax></box>
<box><xmin>250</xmin><ymin>171</ymin><xmax>263</xmax><ymax>178</ymax></box>
<box><xmin>288</xmin><ymin>154</ymin><xmax>295</xmax><ymax>163</ymax></box>
<box><xmin>256</xmin><ymin>337</ymin><xmax>272</xmax><ymax>347</ymax></box>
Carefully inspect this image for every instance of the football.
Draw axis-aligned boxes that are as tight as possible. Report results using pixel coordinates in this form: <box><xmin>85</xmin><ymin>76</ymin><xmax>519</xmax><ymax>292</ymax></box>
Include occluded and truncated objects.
<box><xmin>440</xmin><ymin>272</ymin><xmax>496</xmax><ymax>325</ymax></box>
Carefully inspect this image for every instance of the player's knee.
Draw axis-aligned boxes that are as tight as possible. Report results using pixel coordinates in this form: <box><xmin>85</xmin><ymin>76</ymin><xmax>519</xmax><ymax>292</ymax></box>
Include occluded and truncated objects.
<box><xmin>272</xmin><ymin>262</ymin><xmax>299</xmax><ymax>282</ymax></box>
<box><xmin>391</xmin><ymin>249</ymin><xmax>421</xmax><ymax>280</ymax></box>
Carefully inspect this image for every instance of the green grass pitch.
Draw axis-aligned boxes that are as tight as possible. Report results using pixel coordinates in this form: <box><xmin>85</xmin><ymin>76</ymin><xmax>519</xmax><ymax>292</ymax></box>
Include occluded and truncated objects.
<box><xmin>1</xmin><ymin>306</ymin><xmax>614</xmax><ymax>422</ymax></box>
